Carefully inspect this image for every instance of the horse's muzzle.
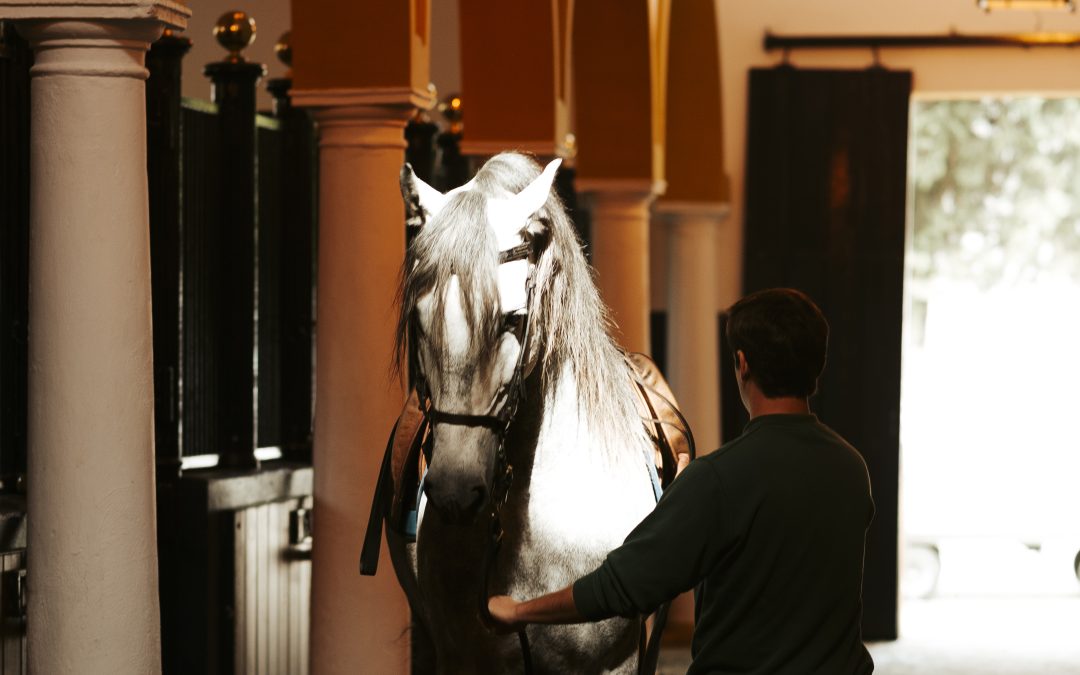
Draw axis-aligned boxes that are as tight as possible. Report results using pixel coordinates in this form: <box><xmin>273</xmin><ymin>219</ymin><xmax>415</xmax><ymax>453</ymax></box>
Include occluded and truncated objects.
<box><xmin>424</xmin><ymin>476</ymin><xmax>487</xmax><ymax>523</ymax></box>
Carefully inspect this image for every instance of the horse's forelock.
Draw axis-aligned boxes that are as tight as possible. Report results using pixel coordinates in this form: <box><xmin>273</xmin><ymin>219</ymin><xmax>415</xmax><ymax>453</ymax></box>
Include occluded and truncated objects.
<box><xmin>396</xmin><ymin>190</ymin><xmax>502</xmax><ymax>376</ymax></box>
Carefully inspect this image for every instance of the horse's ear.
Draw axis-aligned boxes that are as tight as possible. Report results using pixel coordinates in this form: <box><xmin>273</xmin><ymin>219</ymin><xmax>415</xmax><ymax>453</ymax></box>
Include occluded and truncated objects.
<box><xmin>400</xmin><ymin>163</ymin><xmax>446</xmax><ymax>228</ymax></box>
<box><xmin>512</xmin><ymin>158</ymin><xmax>562</xmax><ymax>222</ymax></box>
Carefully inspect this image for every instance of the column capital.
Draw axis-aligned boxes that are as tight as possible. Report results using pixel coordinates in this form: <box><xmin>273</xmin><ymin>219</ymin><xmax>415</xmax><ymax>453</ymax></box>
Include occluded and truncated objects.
<box><xmin>654</xmin><ymin>200</ymin><xmax>731</xmax><ymax>225</ymax></box>
<box><xmin>305</xmin><ymin>101</ymin><xmax>418</xmax><ymax>151</ymax></box>
<box><xmin>577</xmin><ymin>177</ymin><xmax>664</xmax><ymax>204</ymax></box>
<box><xmin>460</xmin><ymin>139</ymin><xmax>571</xmax><ymax>159</ymax></box>
<box><xmin>291</xmin><ymin>87</ymin><xmax>434</xmax><ymax>112</ymax></box>
<box><xmin>0</xmin><ymin>0</ymin><xmax>188</xmax><ymax>27</ymax></box>
<box><xmin>3</xmin><ymin>2</ymin><xmax>190</xmax><ymax>81</ymax></box>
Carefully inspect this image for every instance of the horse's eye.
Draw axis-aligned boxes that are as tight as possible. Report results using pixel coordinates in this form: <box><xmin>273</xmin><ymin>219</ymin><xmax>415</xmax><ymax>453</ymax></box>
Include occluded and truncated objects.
<box><xmin>502</xmin><ymin>313</ymin><xmax>524</xmax><ymax>334</ymax></box>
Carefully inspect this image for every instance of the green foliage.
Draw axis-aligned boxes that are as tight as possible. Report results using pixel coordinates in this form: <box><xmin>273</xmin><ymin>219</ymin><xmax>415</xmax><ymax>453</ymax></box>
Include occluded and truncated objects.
<box><xmin>911</xmin><ymin>97</ymin><xmax>1080</xmax><ymax>287</ymax></box>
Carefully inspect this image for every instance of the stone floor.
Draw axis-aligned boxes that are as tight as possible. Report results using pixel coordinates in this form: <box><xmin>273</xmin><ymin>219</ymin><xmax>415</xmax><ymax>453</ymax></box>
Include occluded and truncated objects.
<box><xmin>656</xmin><ymin>595</ymin><xmax>1080</xmax><ymax>674</ymax></box>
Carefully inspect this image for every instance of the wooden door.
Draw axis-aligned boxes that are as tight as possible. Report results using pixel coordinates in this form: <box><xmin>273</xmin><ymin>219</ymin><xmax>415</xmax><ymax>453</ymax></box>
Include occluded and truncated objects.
<box><xmin>736</xmin><ymin>66</ymin><xmax>912</xmax><ymax>640</ymax></box>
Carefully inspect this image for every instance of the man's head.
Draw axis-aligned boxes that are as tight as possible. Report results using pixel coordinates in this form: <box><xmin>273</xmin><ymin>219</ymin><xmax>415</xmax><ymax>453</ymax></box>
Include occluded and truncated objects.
<box><xmin>724</xmin><ymin>288</ymin><xmax>829</xmax><ymax>400</ymax></box>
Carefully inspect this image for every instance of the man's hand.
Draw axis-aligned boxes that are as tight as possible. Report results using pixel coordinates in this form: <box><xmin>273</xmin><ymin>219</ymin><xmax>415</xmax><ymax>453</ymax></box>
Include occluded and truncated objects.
<box><xmin>486</xmin><ymin>586</ymin><xmax>583</xmax><ymax>633</ymax></box>
<box><xmin>676</xmin><ymin>453</ymin><xmax>690</xmax><ymax>478</ymax></box>
<box><xmin>487</xmin><ymin>595</ymin><xmax>523</xmax><ymax>634</ymax></box>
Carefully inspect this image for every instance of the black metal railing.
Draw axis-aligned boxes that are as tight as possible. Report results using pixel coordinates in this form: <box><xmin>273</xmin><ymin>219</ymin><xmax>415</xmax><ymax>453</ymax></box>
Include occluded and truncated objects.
<box><xmin>0</xmin><ymin>20</ymin><xmax>30</xmax><ymax>675</ymax></box>
<box><xmin>147</xmin><ymin>16</ymin><xmax>319</xmax><ymax>674</ymax></box>
<box><xmin>0</xmin><ymin>22</ymin><xmax>29</xmax><ymax>496</ymax></box>
<box><xmin>146</xmin><ymin>30</ymin><xmax>317</xmax><ymax>474</ymax></box>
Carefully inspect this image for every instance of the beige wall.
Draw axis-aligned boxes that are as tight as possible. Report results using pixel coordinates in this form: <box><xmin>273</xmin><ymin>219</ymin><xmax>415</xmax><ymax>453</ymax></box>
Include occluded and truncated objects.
<box><xmin>716</xmin><ymin>0</ymin><xmax>1080</xmax><ymax>310</ymax></box>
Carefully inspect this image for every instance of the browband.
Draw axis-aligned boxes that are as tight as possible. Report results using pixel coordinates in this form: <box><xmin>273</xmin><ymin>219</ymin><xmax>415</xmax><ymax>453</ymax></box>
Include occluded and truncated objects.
<box><xmin>498</xmin><ymin>242</ymin><xmax>532</xmax><ymax>264</ymax></box>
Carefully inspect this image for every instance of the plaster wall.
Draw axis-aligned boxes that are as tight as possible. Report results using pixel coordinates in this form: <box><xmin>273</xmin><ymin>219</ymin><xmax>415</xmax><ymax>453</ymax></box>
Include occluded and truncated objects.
<box><xmin>430</xmin><ymin>0</ymin><xmax>462</xmax><ymax>98</ymax></box>
<box><xmin>716</xmin><ymin>0</ymin><xmax>1080</xmax><ymax>311</ymax></box>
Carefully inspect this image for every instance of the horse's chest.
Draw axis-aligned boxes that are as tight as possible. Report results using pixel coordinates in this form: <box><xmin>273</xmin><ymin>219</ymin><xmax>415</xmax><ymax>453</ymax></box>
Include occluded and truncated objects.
<box><xmin>516</xmin><ymin>466</ymin><xmax>651</xmax><ymax>567</ymax></box>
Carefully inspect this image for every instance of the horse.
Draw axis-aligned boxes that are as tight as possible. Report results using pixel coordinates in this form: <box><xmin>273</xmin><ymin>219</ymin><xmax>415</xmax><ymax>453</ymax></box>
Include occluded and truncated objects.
<box><xmin>387</xmin><ymin>151</ymin><xmax>672</xmax><ymax>673</ymax></box>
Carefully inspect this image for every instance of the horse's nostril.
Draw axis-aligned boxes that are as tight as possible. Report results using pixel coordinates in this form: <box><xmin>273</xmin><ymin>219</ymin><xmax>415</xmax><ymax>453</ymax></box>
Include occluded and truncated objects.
<box><xmin>424</xmin><ymin>478</ymin><xmax>487</xmax><ymax>522</ymax></box>
<box><xmin>422</xmin><ymin>475</ymin><xmax>439</xmax><ymax>501</ymax></box>
<box><xmin>462</xmin><ymin>485</ymin><xmax>487</xmax><ymax>518</ymax></box>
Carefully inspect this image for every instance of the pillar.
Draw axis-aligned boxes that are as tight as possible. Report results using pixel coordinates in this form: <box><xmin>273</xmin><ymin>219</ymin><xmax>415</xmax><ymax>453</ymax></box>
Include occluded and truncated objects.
<box><xmin>291</xmin><ymin>0</ymin><xmax>430</xmax><ymax>667</ymax></box>
<box><xmin>574</xmin><ymin>0</ymin><xmax>670</xmax><ymax>355</ymax></box>
<box><xmin>0</xmin><ymin>1</ymin><xmax>189</xmax><ymax>672</ymax></box>
<box><xmin>656</xmin><ymin>204</ymin><xmax>726</xmax><ymax>455</ymax></box>
<box><xmin>290</xmin><ymin>95</ymin><xmax>420</xmax><ymax>674</ymax></box>
<box><xmin>656</xmin><ymin>0</ymin><xmax>727</xmax><ymax>450</ymax></box>
<box><xmin>204</xmin><ymin>23</ymin><xmax>265</xmax><ymax>471</ymax></box>
<box><xmin>654</xmin><ymin>0</ymin><xmax>728</xmax><ymax>640</ymax></box>
<box><xmin>584</xmin><ymin>185</ymin><xmax>655</xmax><ymax>353</ymax></box>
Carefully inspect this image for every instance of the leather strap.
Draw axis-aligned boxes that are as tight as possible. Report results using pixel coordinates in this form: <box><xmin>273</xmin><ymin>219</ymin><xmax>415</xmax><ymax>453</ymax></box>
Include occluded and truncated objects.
<box><xmin>360</xmin><ymin>418</ymin><xmax>398</xmax><ymax>576</ymax></box>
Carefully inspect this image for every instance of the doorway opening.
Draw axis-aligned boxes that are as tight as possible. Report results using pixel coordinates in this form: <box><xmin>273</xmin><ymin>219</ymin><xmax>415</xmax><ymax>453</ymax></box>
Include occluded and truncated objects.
<box><xmin>894</xmin><ymin>95</ymin><xmax>1080</xmax><ymax>669</ymax></box>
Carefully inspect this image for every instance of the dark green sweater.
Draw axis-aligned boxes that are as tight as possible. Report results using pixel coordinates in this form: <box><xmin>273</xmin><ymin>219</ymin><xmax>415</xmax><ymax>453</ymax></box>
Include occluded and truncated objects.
<box><xmin>573</xmin><ymin>414</ymin><xmax>875</xmax><ymax>674</ymax></box>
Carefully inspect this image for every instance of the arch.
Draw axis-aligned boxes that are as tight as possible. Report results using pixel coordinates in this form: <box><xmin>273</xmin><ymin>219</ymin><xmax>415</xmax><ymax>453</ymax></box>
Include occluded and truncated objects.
<box><xmin>457</xmin><ymin>0</ymin><xmax>574</xmax><ymax>156</ymax></box>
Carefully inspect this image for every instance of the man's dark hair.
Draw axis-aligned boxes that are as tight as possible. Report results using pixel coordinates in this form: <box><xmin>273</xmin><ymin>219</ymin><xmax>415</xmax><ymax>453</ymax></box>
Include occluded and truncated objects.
<box><xmin>724</xmin><ymin>288</ymin><xmax>829</xmax><ymax>398</ymax></box>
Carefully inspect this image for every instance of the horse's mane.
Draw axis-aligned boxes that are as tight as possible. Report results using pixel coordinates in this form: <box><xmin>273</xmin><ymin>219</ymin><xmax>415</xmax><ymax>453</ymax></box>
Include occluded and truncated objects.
<box><xmin>396</xmin><ymin>152</ymin><xmax>643</xmax><ymax>446</ymax></box>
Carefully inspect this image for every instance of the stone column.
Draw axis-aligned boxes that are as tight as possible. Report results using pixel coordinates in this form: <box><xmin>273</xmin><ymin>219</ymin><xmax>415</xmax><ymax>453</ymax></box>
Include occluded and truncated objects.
<box><xmin>291</xmin><ymin>94</ymin><xmax>415</xmax><ymax>675</ymax></box>
<box><xmin>650</xmin><ymin>202</ymin><xmax>727</xmax><ymax>637</ymax></box>
<box><xmin>656</xmin><ymin>203</ymin><xmax>727</xmax><ymax>454</ymax></box>
<box><xmin>0</xmin><ymin>2</ymin><xmax>188</xmax><ymax>672</ymax></box>
<box><xmin>581</xmin><ymin>182</ymin><xmax>657</xmax><ymax>355</ymax></box>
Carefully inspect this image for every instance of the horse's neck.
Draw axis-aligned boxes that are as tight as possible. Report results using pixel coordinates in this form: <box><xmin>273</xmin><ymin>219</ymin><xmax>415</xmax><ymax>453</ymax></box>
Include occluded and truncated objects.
<box><xmin>514</xmin><ymin>362</ymin><xmax>656</xmax><ymax>559</ymax></box>
<box><xmin>532</xmin><ymin>362</ymin><xmax>649</xmax><ymax>474</ymax></box>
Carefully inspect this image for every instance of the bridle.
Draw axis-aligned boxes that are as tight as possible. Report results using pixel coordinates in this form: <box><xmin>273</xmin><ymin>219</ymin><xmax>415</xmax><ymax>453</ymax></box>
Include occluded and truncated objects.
<box><xmin>413</xmin><ymin>236</ymin><xmax>541</xmax><ymax>673</ymax></box>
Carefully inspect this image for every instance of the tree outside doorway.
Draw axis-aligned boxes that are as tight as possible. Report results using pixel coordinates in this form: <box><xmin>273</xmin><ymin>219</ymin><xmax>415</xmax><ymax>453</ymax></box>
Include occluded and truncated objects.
<box><xmin>902</xmin><ymin>97</ymin><xmax>1080</xmax><ymax>601</ymax></box>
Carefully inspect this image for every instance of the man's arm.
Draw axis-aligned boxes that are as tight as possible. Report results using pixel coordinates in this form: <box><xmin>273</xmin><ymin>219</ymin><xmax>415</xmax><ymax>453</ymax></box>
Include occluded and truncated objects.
<box><xmin>487</xmin><ymin>586</ymin><xmax>582</xmax><ymax>632</ymax></box>
<box><xmin>487</xmin><ymin>454</ymin><xmax>704</xmax><ymax>633</ymax></box>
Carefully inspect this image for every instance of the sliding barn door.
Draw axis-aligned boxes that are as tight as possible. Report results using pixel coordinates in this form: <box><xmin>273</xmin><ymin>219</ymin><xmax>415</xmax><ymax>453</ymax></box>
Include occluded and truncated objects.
<box><xmin>737</xmin><ymin>66</ymin><xmax>911</xmax><ymax>640</ymax></box>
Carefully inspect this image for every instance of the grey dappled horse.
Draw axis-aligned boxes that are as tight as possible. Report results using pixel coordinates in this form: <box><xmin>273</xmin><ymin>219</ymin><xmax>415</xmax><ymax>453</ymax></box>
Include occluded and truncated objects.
<box><xmin>393</xmin><ymin>152</ymin><xmax>659</xmax><ymax>673</ymax></box>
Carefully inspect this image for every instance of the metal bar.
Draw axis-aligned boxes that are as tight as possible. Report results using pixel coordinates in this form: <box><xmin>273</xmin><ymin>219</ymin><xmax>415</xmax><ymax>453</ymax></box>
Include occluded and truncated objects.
<box><xmin>146</xmin><ymin>32</ymin><xmax>191</xmax><ymax>480</ymax></box>
<box><xmin>764</xmin><ymin>31</ymin><xmax>1080</xmax><ymax>51</ymax></box>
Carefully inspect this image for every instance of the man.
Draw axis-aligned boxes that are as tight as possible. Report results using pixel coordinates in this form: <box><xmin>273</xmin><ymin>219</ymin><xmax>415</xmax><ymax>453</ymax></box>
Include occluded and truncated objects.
<box><xmin>488</xmin><ymin>288</ymin><xmax>875</xmax><ymax>674</ymax></box>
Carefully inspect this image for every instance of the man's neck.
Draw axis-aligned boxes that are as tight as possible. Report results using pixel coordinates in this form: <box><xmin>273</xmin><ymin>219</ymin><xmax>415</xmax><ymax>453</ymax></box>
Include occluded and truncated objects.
<box><xmin>746</xmin><ymin>391</ymin><xmax>811</xmax><ymax>419</ymax></box>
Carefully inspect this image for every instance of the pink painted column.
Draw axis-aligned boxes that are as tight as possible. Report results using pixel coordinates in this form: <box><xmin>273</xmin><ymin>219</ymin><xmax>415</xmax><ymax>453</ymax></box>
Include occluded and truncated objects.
<box><xmin>291</xmin><ymin>92</ymin><xmax>420</xmax><ymax>674</ymax></box>
<box><xmin>0</xmin><ymin>1</ymin><xmax>188</xmax><ymax>672</ymax></box>
<box><xmin>580</xmin><ymin>181</ymin><xmax>658</xmax><ymax>355</ymax></box>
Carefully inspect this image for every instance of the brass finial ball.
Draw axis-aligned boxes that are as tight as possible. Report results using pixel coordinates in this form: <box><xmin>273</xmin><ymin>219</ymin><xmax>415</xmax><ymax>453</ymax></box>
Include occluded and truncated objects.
<box><xmin>440</xmin><ymin>94</ymin><xmax>463</xmax><ymax>122</ymax></box>
<box><xmin>275</xmin><ymin>30</ymin><xmax>292</xmax><ymax>68</ymax></box>
<box><xmin>214</xmin><ymin>11</ymin><xmax>256</xmax><ymax>62</ymax></box>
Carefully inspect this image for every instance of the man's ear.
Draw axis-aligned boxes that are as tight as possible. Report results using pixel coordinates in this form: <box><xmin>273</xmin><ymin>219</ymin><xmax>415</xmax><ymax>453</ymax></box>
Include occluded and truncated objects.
<box><xmin>400</xmin><ymin>163</ymin><xmax>446</xmax><ymax>229</ymax></box>
<box><xmin>735</xmin><ymin>350</ymin><xmax>750</xmax><ymax>381</ymax></box>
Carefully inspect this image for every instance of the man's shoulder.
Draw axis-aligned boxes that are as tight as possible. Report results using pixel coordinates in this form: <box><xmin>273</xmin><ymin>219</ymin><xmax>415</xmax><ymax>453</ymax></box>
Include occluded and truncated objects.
<box><xmin>707</xmin><ymin>424</ymin><xmax>767</xmax><ymax>463</ymax></box>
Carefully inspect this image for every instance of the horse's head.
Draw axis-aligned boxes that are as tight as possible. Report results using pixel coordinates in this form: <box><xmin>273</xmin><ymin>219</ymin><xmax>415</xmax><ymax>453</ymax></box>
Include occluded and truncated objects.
<box><xmin>397</xmin><ymin>155</ymin><xmax>562</xmax><ymax>523</ymax></box>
